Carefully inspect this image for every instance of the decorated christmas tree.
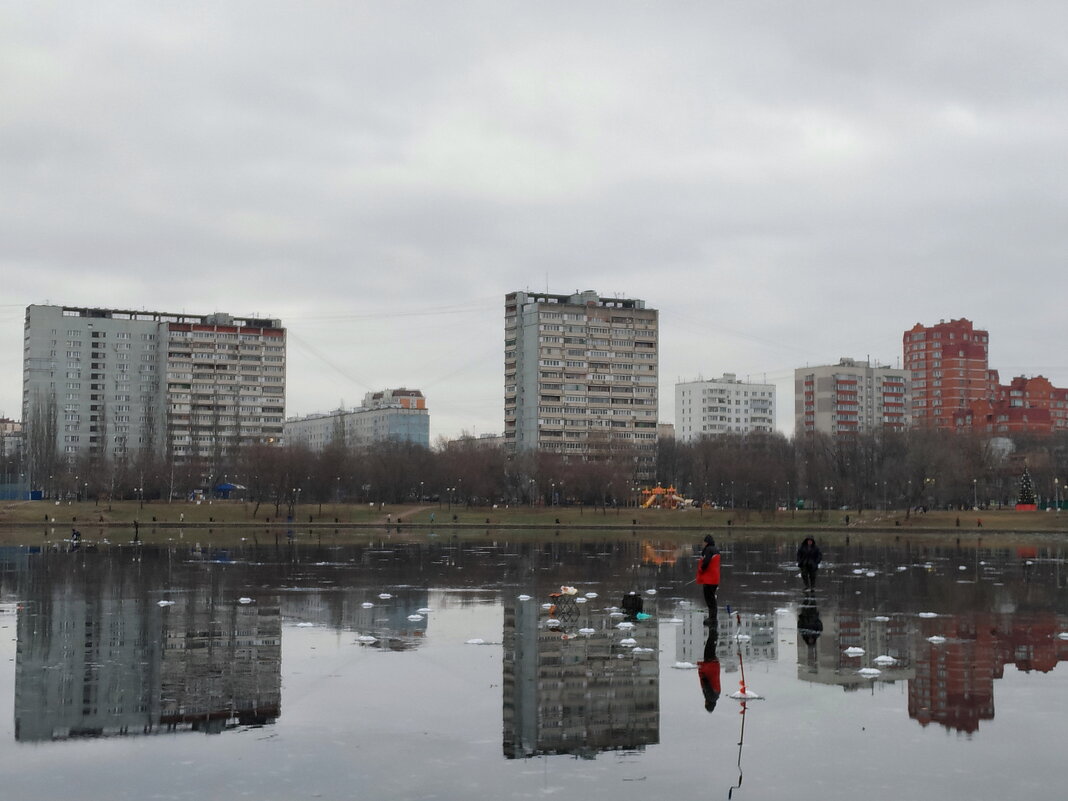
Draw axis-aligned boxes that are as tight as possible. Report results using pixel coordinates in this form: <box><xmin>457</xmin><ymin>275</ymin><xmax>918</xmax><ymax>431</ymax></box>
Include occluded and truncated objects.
<box><xmin>1016</xmin><ymin>466</ymin><xmax>1037</xmax><ymax>510</ymax></box>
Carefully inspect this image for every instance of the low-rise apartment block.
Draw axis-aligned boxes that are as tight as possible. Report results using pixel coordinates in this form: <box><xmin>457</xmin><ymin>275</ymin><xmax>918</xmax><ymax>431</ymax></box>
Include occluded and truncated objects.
<box><xmin>284</xmin><ymin>388</ymin><xmax>429</xmax><ymax>450</ymax></box>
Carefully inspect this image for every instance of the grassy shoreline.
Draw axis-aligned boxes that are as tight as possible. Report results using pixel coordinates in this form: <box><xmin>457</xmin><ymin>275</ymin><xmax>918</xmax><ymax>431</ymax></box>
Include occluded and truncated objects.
<box><xmin>2</xmin><ymin>498</ymin><xmax>1067</xmax><ymax>542</ymax></box>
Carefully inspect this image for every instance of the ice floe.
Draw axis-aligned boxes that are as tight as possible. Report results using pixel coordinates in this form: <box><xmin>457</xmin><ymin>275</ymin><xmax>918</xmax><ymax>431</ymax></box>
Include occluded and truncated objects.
<box><xmin>729</xmin><ymin>690</ymin><xmax>763</xmax><ymax>700</ymax></box>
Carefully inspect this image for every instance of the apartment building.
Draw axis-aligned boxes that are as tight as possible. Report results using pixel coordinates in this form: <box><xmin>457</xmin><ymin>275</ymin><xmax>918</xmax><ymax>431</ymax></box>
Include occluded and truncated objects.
<box><xmin>904</xmin><ymin>318</ymin><xmax>997</xmax><ymax>428</ymax></box>
<box><xmin>675</xmin><ymin>373</ymin><xmax>775</xmax><ymax>441</ymax></box>
<box><xmin>504</xmin><ymin>290</ymin><xmax>658</xmax><ymax>476</ymax></box>
<box><xmin>284</xmin><ymin>388</ymin><xmax>430</xmax><ymax>450</ymax></box>
<box><xmin>795</xmin><ymin>358</ymin><xmax>909</xmax><ymax>435</ymax></box>
<box><xmin>22</xmin><ymin>305</ymin><xmax>285</xmax><ymax>463</ymax></box>
<box><xmin>954</xmin><ymin>375</ymin><xmax>1068</xmax><ymax>435</ymax></box>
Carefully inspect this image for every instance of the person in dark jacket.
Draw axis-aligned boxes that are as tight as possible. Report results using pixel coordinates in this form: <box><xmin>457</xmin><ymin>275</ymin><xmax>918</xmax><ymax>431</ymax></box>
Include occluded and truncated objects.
<box><xmin>697</xmin><ymin>534</ymin><xmax>721</xmax><ymax>618</ymax></box>
<box><xmin>797</xmin><ymin>536</ymin><xmax>822</xmax><ymax>590</ymax></box>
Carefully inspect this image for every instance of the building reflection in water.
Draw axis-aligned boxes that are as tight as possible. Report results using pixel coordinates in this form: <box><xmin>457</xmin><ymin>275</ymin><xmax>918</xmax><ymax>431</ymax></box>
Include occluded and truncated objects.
<box><xmin>795</xmin><ymin>601</ymin><xmax>1068</xmax><ymax>735</ymax></box>
<box><xmin>281</xmin><ymin>588</ymin><xmax>429</xmax><ymax>650</ymax></box>
<box><xmin>502</xmin><ymin>594</ymin><xmax>659</xmax><ymax>759</ymax></box>
<box><xmin>796</xmin><ymin>605</ymin><xmax>914</xmax><ymax>690</ymax></box>
<box><xmin>909</xmin><ymin>610</ymin><xmax>1068</xmax><ymax>734</ymax></box>
<box><xmin>15</xmin><ymin>584</ymin><xmax>281</xmax><ymax>741</ymax></box>
<box><xmin>676</xmin><ymin>605</ymin><xmax>778</xmax><ymax>673</ymax></box>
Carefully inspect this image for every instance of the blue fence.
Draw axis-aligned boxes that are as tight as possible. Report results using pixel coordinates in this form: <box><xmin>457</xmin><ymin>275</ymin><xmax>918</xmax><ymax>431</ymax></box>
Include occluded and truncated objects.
<box><xmin>0</xmin><ymin>483</ymin><xmax>34</xmax><ymax>501</ymax></box>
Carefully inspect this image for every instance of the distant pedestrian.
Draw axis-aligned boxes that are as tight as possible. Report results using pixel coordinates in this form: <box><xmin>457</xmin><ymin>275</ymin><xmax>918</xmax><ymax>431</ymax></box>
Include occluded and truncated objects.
<box><xmin>797</xmin><ymin>536</ymin><xmax>822</xmax><ymax>590</ymax></box>
<box><xmin>696</xmin><ymin>534</ymin><xmax>721</xmax><ymax>620</ymax></box>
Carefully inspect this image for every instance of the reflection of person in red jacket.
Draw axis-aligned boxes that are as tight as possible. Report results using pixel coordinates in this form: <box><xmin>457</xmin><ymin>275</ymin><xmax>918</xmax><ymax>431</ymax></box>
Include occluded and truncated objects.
<box><xmin>698</xmin><ymin>621</ymin><xmax>721</xmax><ymax>712</ymax></box>
<box><xmin>697</xmin><ymin>534</ymin><xmax>721</xmax><ymax>620</ymax></box>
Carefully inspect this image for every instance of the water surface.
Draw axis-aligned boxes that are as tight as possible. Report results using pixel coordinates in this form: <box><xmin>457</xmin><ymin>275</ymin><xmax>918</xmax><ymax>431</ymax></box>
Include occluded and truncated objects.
<box><xmin>0</xmin><ymin>531</ymin><xmax>1064</xmax><ymax>800</ymax></box>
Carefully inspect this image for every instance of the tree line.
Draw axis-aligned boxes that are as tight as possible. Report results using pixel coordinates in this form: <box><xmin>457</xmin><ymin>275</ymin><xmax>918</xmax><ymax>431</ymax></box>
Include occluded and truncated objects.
<box><xmin>7</xmin><ymin>428</ymin><xmax>1068</xmax><ymax>514</ymax></box>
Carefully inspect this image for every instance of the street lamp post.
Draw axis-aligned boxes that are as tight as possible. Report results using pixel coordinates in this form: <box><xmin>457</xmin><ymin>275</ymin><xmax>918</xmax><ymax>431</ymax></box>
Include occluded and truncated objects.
<box><xmin>973</xmin><ymin>478</ymin><xmax>978</xmax><ymax>511</ymax></box>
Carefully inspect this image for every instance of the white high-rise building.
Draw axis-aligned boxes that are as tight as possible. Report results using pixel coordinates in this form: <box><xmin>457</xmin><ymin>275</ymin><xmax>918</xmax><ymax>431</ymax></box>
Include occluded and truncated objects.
<box><xmin>504</xmin><ymin>290</ymin><xmax>658</xmax><ymax>477</ymax></box>
<box><xmin>675</xmin><ymin>374</ymin><xmax>776</xmax><ymax>441</ymax></box>
<box><xmin>22</xmin><ymin>305</ymin><xmax>285</xmax><ymax>464</ymax></box>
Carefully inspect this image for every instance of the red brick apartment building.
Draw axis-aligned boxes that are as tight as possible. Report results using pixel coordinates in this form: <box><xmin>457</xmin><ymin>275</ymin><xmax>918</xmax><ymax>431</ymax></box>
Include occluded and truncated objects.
<box><xmin>954</xmin><ymin>375</ymin><xmax>1068</xmax><ymax>434</ymax></box>
<box><xmin>903</xmin><ymin>318</ymin><xmax>996</xmax><ymax>429</ymax></box>
<box><xmin>906</xmin><ymin>318</ymin><xmax>1068</xmax><ymax>435</ymax></box>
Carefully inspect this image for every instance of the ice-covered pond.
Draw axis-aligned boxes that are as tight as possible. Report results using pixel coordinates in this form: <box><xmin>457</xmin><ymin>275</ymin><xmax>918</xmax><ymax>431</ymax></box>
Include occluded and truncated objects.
<box><xmin>0</xmin><ymin>531</ymin><xmax>1065</xmax><ymax>800</ymax></box>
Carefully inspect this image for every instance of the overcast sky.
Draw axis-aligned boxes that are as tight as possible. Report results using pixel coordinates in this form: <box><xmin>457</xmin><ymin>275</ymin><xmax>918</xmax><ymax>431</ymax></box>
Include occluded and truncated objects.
<box><xmin>3</xmin><ymin>1</ymin><xmax>1067</xmax><ymax>439</ymax></box>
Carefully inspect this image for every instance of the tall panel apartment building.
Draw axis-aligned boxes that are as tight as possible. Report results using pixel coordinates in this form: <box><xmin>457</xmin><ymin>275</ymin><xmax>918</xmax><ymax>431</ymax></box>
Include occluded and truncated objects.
<box><xmin>675</xmin><ymin>373</ymin><xmax>775</xmax><ymax>442</ymax></box>
<box><xmin>22</xmin><ymin>305</ymin><xmax>285</xmax><ymax>465</ymax></box>
<box><xmin>504</xmin><ymin>290</ymin><xmax>658</xmax><ymax>476</ymax></box>
<box><xmin>903</xmin><ymin>318</ymin><xmax>996</xmax><ymax>429</ymax></box>
<box><xmin>794</xmin><ymin>358</ymin><xmax>909</xmax><ymax>435</ymax></box>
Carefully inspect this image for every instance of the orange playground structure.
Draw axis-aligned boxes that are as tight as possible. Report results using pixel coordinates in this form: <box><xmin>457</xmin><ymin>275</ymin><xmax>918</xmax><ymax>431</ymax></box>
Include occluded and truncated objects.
<box><xmin>639</xmin><ymin>485</ymin><xmax>691</xmax><ymax>509</ymax></box>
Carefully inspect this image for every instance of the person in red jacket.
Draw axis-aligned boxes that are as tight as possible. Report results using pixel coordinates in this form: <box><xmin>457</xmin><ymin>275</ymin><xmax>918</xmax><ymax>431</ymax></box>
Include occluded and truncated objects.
<box><xmin>698</xmin><ymin>618</ymin><xmax>721</xmax><ymax>712</ymax></box>
<box><xmin>697</xmin><ymin>534</ymin><xmax>721</xmax><ymax>621</ymax></box>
